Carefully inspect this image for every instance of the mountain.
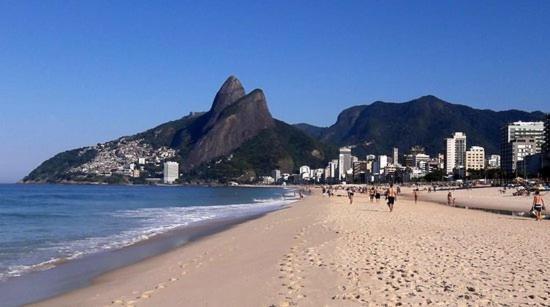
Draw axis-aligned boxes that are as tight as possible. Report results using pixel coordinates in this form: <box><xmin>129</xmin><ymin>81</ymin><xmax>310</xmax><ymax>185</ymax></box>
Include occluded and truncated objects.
<box><xmin>292</xmin><ymin>123</ymin><xmax>328</xmax><ymax>139</ymax></box>
<box><xmin>23</xmin><ymin>83</ymin><xmax>546</xmax><ymax>184</ymax></box>
<box><xmin>24</xmin><ymin>76</ymin><xmax>334</xmax><ymax>183</ymax></box>
<box><xmin>295</xmin><ymin>95</ymin><xmax>545</xmax><ymax>156</ymax></box>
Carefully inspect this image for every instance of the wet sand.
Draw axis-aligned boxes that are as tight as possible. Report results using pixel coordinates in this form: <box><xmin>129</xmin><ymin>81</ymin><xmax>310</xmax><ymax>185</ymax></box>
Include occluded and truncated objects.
<box><xmin>32</xmin><ymin>189</ymin><xmax>550</xmax><ymax>306</ymax></box>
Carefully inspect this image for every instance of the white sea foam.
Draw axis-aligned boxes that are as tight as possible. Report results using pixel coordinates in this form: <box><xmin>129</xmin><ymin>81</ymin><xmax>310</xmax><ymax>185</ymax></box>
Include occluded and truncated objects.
<box><xmin>0</xmin><ymin>198</ymin><xmax>294</xmax><ymax>280</ymax></box>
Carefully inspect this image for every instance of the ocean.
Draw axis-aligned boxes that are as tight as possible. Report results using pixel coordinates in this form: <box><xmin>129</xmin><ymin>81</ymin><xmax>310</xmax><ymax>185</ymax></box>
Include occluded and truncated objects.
<box><xmin>0</xmin><ymin>184</ymin><xmax>293</xmax><ymax>304</ymax></box>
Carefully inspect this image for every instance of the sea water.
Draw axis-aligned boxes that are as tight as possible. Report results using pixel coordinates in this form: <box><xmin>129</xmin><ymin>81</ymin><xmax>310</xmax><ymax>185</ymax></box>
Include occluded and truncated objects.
<box><xmin>0</xmin><ymin>184</ymin><xmax>293</xmax><ymax>281</ymax></box>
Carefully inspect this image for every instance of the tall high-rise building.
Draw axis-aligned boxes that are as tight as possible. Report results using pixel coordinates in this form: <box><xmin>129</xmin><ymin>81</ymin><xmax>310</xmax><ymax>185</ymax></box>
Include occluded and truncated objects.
<box><xmin>338</xmin><ymin>147</ymin><xmax>352</xmax><ymax>180</ymax></box>
<box><xmin>544</xmin><ymin>115</ymin><xmax>550</xmax><ymax>164</ymax></box>
<box><xmin>500</xmin><ymin>121</ymin><xmax>544</xmax><ymax>173</ymax></box>
<box><xmin>163</xmin><ymin>161</ymin><xmax>179</xmax><ymax>184</ymax></box>
<box><xmin>502</xmin><ymin>140</ymin><xmax>538</xmax><ymax>173</ymax></box>
<box><xmin>466</xmin><ymin>146</ymin><xmax>485</xmax><ymax>171</ymax></box>
<box><xmin>486</xmin><ymin>154</ymin><xmax>501</xmax><ymax>169</ymax></box>
<box><xmin>373</xmin><ymin>155</ymin><xmax>388</xmax><ymax>174</ymax></box>
<box><xmin>445</xmin><ymin>132</ymin><xmax>467</xmax><ymax>174</ymax></box>
<box><xmin>393</xmin><ymin>147</ymin><xmax>399</xmax><ymax>165</ymax></box>
<box><xmin>502</xmin><ymin>121</ymin><xmax>545</xmax><ymax>151</ymax></box>
<box><xmin>272</xmin><ymin>169</ymin><xmax>281</xmax><ymax>182</ymax></box>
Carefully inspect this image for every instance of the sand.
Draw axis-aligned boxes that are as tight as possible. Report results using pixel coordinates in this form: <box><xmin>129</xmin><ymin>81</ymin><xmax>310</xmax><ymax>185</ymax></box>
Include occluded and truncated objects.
<box><xmin>407</xmin><ymin>186</ymin><xmax>549</xmax><ymax>213</ymax></box>
<box><xmin>32</xmin><ymin>188</ymin><xmax>550</xmax><ymax>306</ymax></box>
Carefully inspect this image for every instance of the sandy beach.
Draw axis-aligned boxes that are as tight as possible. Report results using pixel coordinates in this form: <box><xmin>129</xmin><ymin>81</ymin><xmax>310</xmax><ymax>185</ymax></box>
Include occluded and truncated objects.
<box><xmin>32</xmin><ymin>188</ymin><xmax>550</xmax><ymax>306</ymax></box>
<box><xmin>406</xmin><ymin>186</ymin><xmax>549</xmax><ymax>214</ymax></box>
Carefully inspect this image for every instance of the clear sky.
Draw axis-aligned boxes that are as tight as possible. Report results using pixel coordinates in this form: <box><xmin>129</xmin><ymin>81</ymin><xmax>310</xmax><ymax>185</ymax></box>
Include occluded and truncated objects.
<box><xmin>1</xmin><ymin>1</ymin><xmax>549</xmax><ymax>182</ymax></box>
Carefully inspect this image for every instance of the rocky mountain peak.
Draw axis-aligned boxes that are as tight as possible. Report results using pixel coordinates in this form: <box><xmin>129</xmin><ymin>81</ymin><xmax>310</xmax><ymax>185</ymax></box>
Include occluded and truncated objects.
<box><xmin>203</xmin><ymin>76</ymin><xmax>246</xmax><ymax>132</ymax></box>
<box><xmin>183</xmin><ymin>80</ymin><xmax>275</xmax><ymax>170</ymax></box>
<box><xmin>210</xmin><ymin>76</ymin><xmax>245</xmax><ymax>114</ymax></box>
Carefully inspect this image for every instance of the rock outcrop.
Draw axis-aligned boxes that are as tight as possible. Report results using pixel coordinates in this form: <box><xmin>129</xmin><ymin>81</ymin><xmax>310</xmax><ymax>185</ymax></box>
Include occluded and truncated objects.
<box><xmin>184</xmin><ymin>85</ymin><xmax>275</xmax><ymax>169</ymax></box>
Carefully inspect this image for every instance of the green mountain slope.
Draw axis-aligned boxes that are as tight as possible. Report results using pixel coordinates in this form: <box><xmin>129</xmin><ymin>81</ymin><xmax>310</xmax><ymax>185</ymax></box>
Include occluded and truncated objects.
<box><xmin>296</xmin><ymin>95</ymin><xmax>546</xmax><ymax>156</ymax></box>
<box><xmin>187</xmin><ymin>120</ymin><xmax>337</xmax><ymax>182</ymax></box>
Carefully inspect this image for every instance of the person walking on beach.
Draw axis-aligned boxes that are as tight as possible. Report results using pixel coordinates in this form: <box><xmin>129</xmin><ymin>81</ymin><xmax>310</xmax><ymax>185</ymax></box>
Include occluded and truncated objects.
<box><xmin>386</xmin><ymin>184</ymin><xmax>397</xmax><ymax>212</ymax></box>
<box><xmin>375</xmin><ymin>188</ymin><xmax>381</xmax><ymax>202</ymax></box>
<box><xmin>413</xmin><ymin>189</ymin><xmax>418</xmax><ymax>204</ymax></box>
<box><xmin>447</xmin><ymin>191</ymin><xmax>455</xmax><ymax>207</ymax></box>
<box><xmin>396</xmin><ymin>185</ymin><xmax>401</xmax><ymax>195</ymax></box>
<box><xmin>369</xmin><ymin>187</ymin><xmax>375</xmax><ymax>202</ymax></box>
<box><xmin>347</xmin><ymin>188</ymin><xmax>354</xmax><ymax>204</ymax></box>
<box><xmin>532</xmin><ymin>191</ymin><xmax>546</xmax><ymax>221</ymax></box>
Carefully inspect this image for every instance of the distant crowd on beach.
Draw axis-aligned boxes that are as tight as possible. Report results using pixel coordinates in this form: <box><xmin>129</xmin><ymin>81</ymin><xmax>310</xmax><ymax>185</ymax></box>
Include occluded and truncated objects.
<box><xmin>321</xmin><ymin>184</ymin><xmax>400</xmax><ymax>212</ymax></box>
<box><xmin>317</xmin><ymin>183</ymin><xmax>546</xmax><ymax>221</ymax></box>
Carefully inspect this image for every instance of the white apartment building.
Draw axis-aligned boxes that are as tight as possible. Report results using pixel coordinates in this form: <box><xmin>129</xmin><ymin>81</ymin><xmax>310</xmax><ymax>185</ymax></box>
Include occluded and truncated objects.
<box><xmin>501</xmin><ymin>121</ymin><xmax>545</xmax><ymax>173</ymax></box>
<box><xmin>465</xmin><ymin>146</ymin><xmax>485</xmax><ymax>171</ymax></box>
<box><xmin>299</xmin><ymin>165</ymin><xmax>311</xmax><ymax>179</ymax></box>
<box><xmin>502</xmin><ymin>121</ymin><xmax>545</xmax><ymax>151</ymax></box>
<box><xmin>338</xmin><ymin>147</ymin><xmax>352</xmax><ymax>180</ymax></box>
<box><xmin>272</xmin><ymin>169</ymin><xmax>281</xmax><ymax>182</ymax></box>
<box><xmin>163</xmin><ymin>161</ymin><xmax>179</xmax><ymax>184</ymax></box>
<box><xmin>327</xmin><ymin>160</ymin><xmax>338</xmax><ymax>179</ymax></box>
<box><xmin>445</xmin><ymin>132</ymin><xmax>467</xmax><ymax>174</ymax></box>
<box><xmin>373</xmin><ymin>155</ymin><xmax>388</xmax><ymax>175</ymax></box>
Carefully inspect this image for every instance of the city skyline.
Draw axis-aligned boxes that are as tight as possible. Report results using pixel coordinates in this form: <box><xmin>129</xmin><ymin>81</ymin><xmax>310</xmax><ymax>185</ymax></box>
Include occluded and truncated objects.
<box><xmin>1</xmin><ymin>1</ymin><xmax>550</xmax><ymax>182</ymax></box>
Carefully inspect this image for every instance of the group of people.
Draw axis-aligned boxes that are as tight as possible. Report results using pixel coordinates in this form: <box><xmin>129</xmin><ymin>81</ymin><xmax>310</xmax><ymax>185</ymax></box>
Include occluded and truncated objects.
<box><xmin>320</xmin><ymin>184</ymin><xmax>547</xmax><ymax>221</ymax></box>
<box><xmin>322</xmin><ymin>184</ymin><xmax>400</xmax><ymax>212</ymax></box>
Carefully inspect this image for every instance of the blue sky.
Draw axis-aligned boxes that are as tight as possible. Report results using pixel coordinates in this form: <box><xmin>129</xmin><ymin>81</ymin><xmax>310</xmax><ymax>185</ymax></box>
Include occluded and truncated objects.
<box><xmin>0</xmin><ymin>0</ymin><xmax>549</xmax><ymax>182</ymax></box>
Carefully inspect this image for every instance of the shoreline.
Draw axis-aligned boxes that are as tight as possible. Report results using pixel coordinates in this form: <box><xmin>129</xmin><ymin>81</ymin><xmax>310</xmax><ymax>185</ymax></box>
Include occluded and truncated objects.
<box><xmin>0</xmin><ymin>203</ymin><xmax>292</xmax><ymax>307</ymax></box>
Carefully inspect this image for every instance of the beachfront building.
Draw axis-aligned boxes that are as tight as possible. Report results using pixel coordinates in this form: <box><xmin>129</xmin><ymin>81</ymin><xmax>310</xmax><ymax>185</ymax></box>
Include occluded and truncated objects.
<box><xmin>445</xmin><ymin>132</ymin><xmax>467</xmax><ymax>174</ymax></box>
<box><xmin>544</xmin><ymin>114</ymin><xmax>550</xmax><ymax>166</ymax></box>
<box><xmin>486</xmin><ymin>154</ymin><xmax>501</xmax><ymax>169</ymax></box>
<box><xmin>272</xmin><ymin>169</ymin><xmax>281</xmax><ymax>183</ymax></box>
<box><xmin>465</xmin><ymin>146</ymin><xmax>485</xmax><ymax>171</ymax></box>
<box><xmin>413</xmin><ymin>153</ymin><xmax>430</xmax><ymax>170</ymax></box>
<box><xmin>352</xmin><ymin>161</ymin><xmax>368</xmax><ymax>183</ymax></box>
<box><xmin>502</xmin><ymin>121</ymin><xmax>545</xmax><ymax>152</ymax></box>
<box><xmin>299</xmin><ymin>165</ymin><xmax>311</xmax><ymax>180</ymax></box>
<box><xmin>501</xmin><ymin>139</ymin><xmax>538</xmax><ymax>174</ymax></box>
<box><xmin>500</xmin><ymin>121</ymin><xmax>544</xmax><ymax>174</ymax></box>
<box><xmin>163</xmin><ymin>161</ymin><xmax>179</xmax><ymax>184</ymax></box>
<box><xmin>403</xmin><ymin>146</ymin><xmax>425</xmax><ymax>167</ymax></box>
<box><xmin>313</xmin><ymin>168</ymin><xmax>324</xmax><ymax>182</ymax></box>
<box><xmin>372</xmin><ymin>155</ymin><xmax>388</xmax><ymax>175</ymax></box>
<box><xmin>393</xmin><ymin>147</ymin><xmax>399</xmax><ymax>166</ymax></box>
<box><xmin>327</xmin><ymin>160</ymin><xmax>338</xmax><ymax>180</ymax></box>
<box><xmin>338</xmin><ymin>147</ymin><xmax>352</xmax><ymax>181</ymax></box>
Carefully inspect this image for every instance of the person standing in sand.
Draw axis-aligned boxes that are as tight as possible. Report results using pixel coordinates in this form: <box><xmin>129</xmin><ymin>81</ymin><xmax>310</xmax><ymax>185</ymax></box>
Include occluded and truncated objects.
<box><xmin>532</xmin><ymin>191</ymin><xmax>546</xmax><ymax>221</ymax></box>
<box><xmin>413</xmin><ymin>189</ymin><xmax>418</xmax><ymax>204</ymax></box>
<box><xmin>369</xmin><ymin>186</ymin><xmax>375</xmax><ymax>202</ymax></box>
<box><xmin>347</xmin><ymin>188</ymin><xmax>354</xmax><ymax>204</ymax></box>
<box><xmin>386</xmin><ymin>184</ymin><xmax>397</xmax><ymax>212</ymax></box>
<box><xmin>447</xmin><ymin>191</ymin><xmax>453</xmax><ymax>206</ymax></box>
